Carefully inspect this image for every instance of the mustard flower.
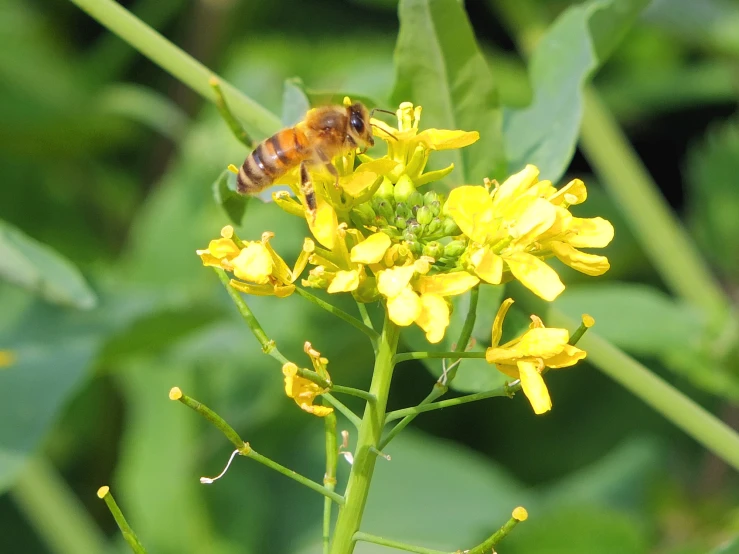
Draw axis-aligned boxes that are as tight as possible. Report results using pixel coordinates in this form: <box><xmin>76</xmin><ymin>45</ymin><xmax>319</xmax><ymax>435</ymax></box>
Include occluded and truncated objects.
<box><xmin>282</xmin><ymin>342</ymin><xmax>333</xmax><ymax>417</ymax></box>
<box><xmin>197</xmin><ymin>225</ymin><xmax>312</xmax><ymax>297</ymax></box>
<box><xmin>446</xmin><ymin>165</ymin><xmax>614</xmax><ymax>301</ymax></box>
<box><xmin>486</xmin><ymin>299</ymin><xmax>586</xmax><ymax>414</ymax></box>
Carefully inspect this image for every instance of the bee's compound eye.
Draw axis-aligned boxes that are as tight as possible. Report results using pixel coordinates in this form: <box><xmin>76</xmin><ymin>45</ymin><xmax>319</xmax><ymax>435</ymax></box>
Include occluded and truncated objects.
<box><xmin>350</xmin><ymin>113</ymin><xmax>365</xmax><ymax>134</ymax></box>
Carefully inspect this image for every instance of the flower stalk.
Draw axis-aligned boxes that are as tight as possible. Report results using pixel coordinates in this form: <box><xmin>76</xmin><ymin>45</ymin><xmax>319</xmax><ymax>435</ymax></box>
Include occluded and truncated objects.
<box><xmin>96</xmin><ymin>486</ymin><xmax>147</xmax><ymax>554</ymax></box>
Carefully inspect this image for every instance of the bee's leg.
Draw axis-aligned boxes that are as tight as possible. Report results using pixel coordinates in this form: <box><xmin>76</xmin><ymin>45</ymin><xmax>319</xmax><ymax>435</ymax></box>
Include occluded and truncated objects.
<box><xmin>209</xmin><ymin>77</ymin><xmax>256</xmax><ymax>149</ymax></box>
<box><xmin>300</xmin><ymin>161</ymin><xmax>317</xmax><ymax>221</ymax></box>
<box><xmin>316</xmin><ymin>149</ymin><xmax>340</xmax><ymax>189</ymax></box>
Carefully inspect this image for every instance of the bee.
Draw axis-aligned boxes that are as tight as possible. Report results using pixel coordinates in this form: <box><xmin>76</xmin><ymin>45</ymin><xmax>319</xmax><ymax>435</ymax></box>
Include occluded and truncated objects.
<box><xmin>236</xmin><ymin>101</ymin><xmax>376</xmax><ymax>215</ymax></box>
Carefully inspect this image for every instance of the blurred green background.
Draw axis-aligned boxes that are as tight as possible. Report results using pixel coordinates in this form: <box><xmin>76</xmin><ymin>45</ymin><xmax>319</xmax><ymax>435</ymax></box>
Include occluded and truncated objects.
<box><xmin>1</xmin><ymin>0</ymin><xmax>739</xmax><ymax>552</ymax></box>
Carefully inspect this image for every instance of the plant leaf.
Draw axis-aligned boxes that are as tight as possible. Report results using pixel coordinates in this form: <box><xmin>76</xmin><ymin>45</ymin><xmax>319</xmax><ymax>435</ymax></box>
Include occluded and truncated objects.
<box><xmin>505</xmin><ymin>0</ymin><xmax>650</xmax><ymax>182</ymax></box>
<box><xmin>392</xmin><ymin>0</ymin><xmax>505</xmax><ymax>183</ymax></box>
<box><xmin>212</xmin><ymin>168</ymin><xmax>250</xmax><ymax>226</ymax></box>
<box><xmin>0</xmin><ymin>219</ymin><xmax>97</xmax><ymax>309</ymax></box>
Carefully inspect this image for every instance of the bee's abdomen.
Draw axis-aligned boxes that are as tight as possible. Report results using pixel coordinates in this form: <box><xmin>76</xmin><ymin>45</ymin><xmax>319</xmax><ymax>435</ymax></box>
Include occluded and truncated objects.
<box><xmin>236</xmin><ymin>129</ymin><xmax>308</xmax><ymax>194</ymax></box>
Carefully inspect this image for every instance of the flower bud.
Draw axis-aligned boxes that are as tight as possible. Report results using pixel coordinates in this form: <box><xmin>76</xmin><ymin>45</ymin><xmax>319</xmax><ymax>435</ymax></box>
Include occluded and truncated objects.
<box><xmin>406</xmin><ymin>218</ymin><xmax>421</xmax><ymax>236</ymax></box>
<box><xmin>405</xmin><ymin>240</ymin><xmax>423</xmax><ymax>256</ymax></box>
<box><xmin>442</xmin><ymin>218</ymin><xmax>461</xmax><ymax>236</ymax></box>
<box><xmin>374</xmin><ymin>215</ymin><xmax>389</xmax><ymax>227</ymax></box>
<box><xmin>377</xmin><ymin>201</ymin><xmax>395</xmax><ymax>221</ymax></box>
<box><xmin>394</xmin><ymin>175</ymin><xmax>416</xmax><ymax>203</ymax></box>
<box><xmin>444</xmin><ymin>240</ymin><xmax>467</xmax><ymax>258</ymax></box>
<box><xmin>380</xmin><ymin>226</ymin><xmax>401</xmax><ymax>238</ymax></box>
<box><xmin>416</xmin><ymin>205</ymin><xmax>433</xmax><ymax>225</ymax></box>
<box><xmin>426</xmin><ymin>217</ymin><xmax>442</xmax><ymax>235</ymax></box>
<box><xmin>423</xmin><ymin>191</ymin><xmax>439</xmax><ymax>206</ymax></box>
<box><xmin>422</xmin><ymin>241</ymin><xmax>443</xmax><ymax>259</ymax></box>
<box><xmin>375</xmin><ymin>176</ymin><xmax>394</xmax><ymax>200</ymax></box>
<box><xmin>393</xmin><ymin>216</ymin><xmax>408</xmax><ymax>230</ymax></box>
<box><xmin>395</xmin><ymin>202</ymin><xmax>412</xmax><ymax>220</ymax></box>
<box><xmin>352</xmin><ymin>203</ymin><xmax>376</xmax><ymax>224</ymax></box>
<box><xmin>408</xmin><ymin>191</ymin><xmax>424</xmax><ymax>210</ymax></box>
<box><xmin>428</xmin><ymin>200</ymin><xmax>441</xmax><ymax>217</ymax></box>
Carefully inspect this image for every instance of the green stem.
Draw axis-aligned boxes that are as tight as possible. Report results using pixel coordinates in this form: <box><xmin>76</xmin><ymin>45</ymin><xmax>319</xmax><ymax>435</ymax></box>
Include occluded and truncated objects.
<box><xmin>329</xmin><ymin>314</ymin><xmax>400</xmax><ymax>554</ymax></box>
<box><xmin>247</xmin><ymin>448</ymin><xmax>344</xmax><ymax>505</ymax></box>
<box><xmin>295</xmin><ymin>287</ymin><xmax>380</xmax><ymax>344</ymax></box>
<box><xmin>332</xmin><ymin>385</ymin><xmax>376</xmax><ymax>404</ymax></box>
<box><xmin>355</xmin><ymin>301</ymin><xmax>375</xmax><ymax>331</ymax></box>
<box><xmin>580</xmin><ymin>87</ymin><xmax>728</xmax><ymax>320</ymax></box>
<box><xmin>547</xmin><ymin>308</ymin><xmax>739</xmax><ymax>470</ymax></box>
<box><xmin>68</xmin><ymin>0</ymin><xmax>280</xmax><ymax>138</ymax></box>
<box><xmin>353</xmin><ymin>532</ymin><xmax>450</xmax><ymax>554</ymax></box>
<box><xmin>380</xmin><ymin>287</ymin><xmax>479</xmax><ymax>450</ymax></box>
<box><xmin>215</xmin><ymin>268</ymin><xmax>290</xmax><ymax>365</ymax></box>
<box><xmin>394</xmin><ymin>351</ymin><xmax>486</xmax><ymax>364</ymax></box>
<box><xmin>97</xmin><ymin>486</ymin><xmax>147</xmax><ymax>554</ymax></box>
<box><xmin>12</xmin><ymin>458</ymin><xmax>109</xmax><ymax>554</ymax></box>
<box><xmin>323</xmin><ymin>393</ymin><xmax>362</xmax><ymax>429</ymax></box>
<box><xmin>466</xmin><ymin>512</ymin><xmax>523</xmax><ymax>554</ymax></box>
<box><xmin>170</xmin><ymin>387</ymin><xmax>244</xmax><ymax>450</ymax></box>
<box><xmin>323</xmin><ymin>410</ymin><xmax>339</xmax><ymax>554</ymax></box>
<box><xmin>385</xmin><ymin>387</ymin><xmax>509</xmax><ymax>422</ymax></box>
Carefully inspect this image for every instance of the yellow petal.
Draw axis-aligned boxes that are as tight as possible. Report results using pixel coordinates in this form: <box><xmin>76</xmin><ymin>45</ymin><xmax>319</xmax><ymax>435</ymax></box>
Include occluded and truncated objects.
<box><xmin>470</xmin><ymin>247</ymin><xmax>503</xmax><ymax>284</ymax></box>
<box><xmin>415</xmin><ymin>293</ymin><xmax>450</xmax><ymax>344</ymax></box>
<box><xmin>445</xmin><ymin>186</ymin><xmax>495</xmax><ymax>244</ymax></box>
<box><xmin>517</xmin><ymin>360</ymin><xmax>552</xmax><ymax>414</ymax></box>
<box><xmin>491</xmin><ymin>298</ymin><xmax>515</xmax><ymax>347</ymax></box>
<box><xmin>262</xmin><ymin>235</ymin><xmax>292</xmax><ymax>284</ymax></box>
<box><xmin>549</xmin><ymin>178</ymin><xmax>587</xmax><ymax>206</ymax></box>
<box><xmin>549</xmin><ymin>241</ymin><xmax>610</xmax><ymax>276</ymax></box>
<box><xmin>198</xmin><ymin>251</ymin><xmax>225</xmax><ymax>268</ymax></box>
<box><xmin>282</xmin><ymin>362</ymin><xmax>333</xmax><ymax>417</ymax></box>
<box><xmin>546</xmin><ymin>344</ymin><xmax>587</xmax><ymax>368</ymax></box>
<box><xmin>415</xmin><ymin>129</ymin><xmax>480</xmax><ymax>150</ymax></box>
<box><xmin>229</xmin><ymin>279</ymin><xmax>276</xmax><ymax>296</ymax></box>
<box><xmin>414</xmin><ymin>271</ymin><xmax>479</xmax><ymax>296</ymax></box>
<box><xmin>492</xmin><ymin>165</ymin><xmax>540</xmax><ymax>210</ymax></box>
<box><xmin>351</xmin><ymin>233</ymin><xmax>392</xmax><ymax>264</ymax></box>
<box><xmin>341</xmin><ymin>171</ymin><xmax>380</xmax><ymax>198</ymax></box>
<box><xmin>377</xmin><ymin>265</ymin><xmax>416</xmax><ymax>298</ymax></box>
<box><xmin>307</xmin><ymin>197</ymin><xmax>338</xmax><ymax>250</ymax></box>
<box><xmin>207</xmin><ymin>238</ymin><xmax>240</xmax><ymax>259</ymax></box>
<box><xmin>511</xmin><ymin>198</ymin><xmax>557</xmax><ymax>245</ymax></box>
<box><xmin>327</xmin><ymin>270</ymin><xmax>360</xmax><ymax>293</ymax></box>
<box><xmin>567</xmin><ymin>217</ymin><xmax>614</xmax><ymax>248</ymax></box>
<box><xmin>232</xmin><ymin>243</ymin><xmax>273</xmax><ymax>284</ymax></box>
<box><xmin>386</xmin><ymin>286</ymin><xmax>422</xmax><ymax>326</ymax></box>
<box><xmin>486</xmin><ymin>328</ymin><xmax>568</xmax><ymax>363</ymax></box>
<box><xmin>504</xmin><ymin>252</ymin><xmax>565</xmax><ymax>301</ymax></box>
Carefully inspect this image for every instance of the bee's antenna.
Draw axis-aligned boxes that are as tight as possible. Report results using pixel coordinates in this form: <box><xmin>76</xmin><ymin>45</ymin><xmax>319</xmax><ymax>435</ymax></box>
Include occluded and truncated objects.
<box><xmin>370</xmin><ymin>108</ymin><xmax>397</xmax><ymax>117</ymax></box>
<box><xmin>371</xmin><ymin>123</ymin><xmax>399</xmax><ymax>142</ymax></box>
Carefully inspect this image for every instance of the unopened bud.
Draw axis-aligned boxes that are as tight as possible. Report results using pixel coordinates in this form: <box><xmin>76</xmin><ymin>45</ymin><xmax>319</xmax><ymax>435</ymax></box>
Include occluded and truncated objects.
<box><xmin>394</xmin><ymin>175</ymin><xmax>417</xmax><ymax>203</ymax></box>
<box><xmin>416</xmin><ymin>205</ymin><xmax>433</xmax><ymax>225</ymax></box>
<box><xmin>375</xmin><ymin>176</ymin><xmax>394</xmax><ymax>200</ymax></box>
<box><xmin>376</xmin><ymin>201</ymin><xmax>394</xmax><ymax>221</ymax></box>
<box><xmin>405</xmin><ymin>219</ymin><xmax>421</xmax><ymax>236</ymax></box>
<box><xmin>422</xmin><ymin>241</ymin><xmax>443</xmax><ymax>259</ymax></box>
<box><xmin>352</xmin><ymin>203</ymin><xmax>376</xmax><ymax>224</ymax></box>
<box><xmin>408</xmin><ymin>191</ymin><xmax>424</xmax><ymax>210</ymax></box>
<box><xmin>426</xmin><ymin>217</ymin><xmax>442</xmax><ymax>235</ymax></box>
<box><xmin>423</xmin><ymin>191</ymin><xmax>439</xmax><ymax>206</ymax></box>
<box><xmin>444</xmin><ymin>240</ymin><xmax>467</xmax><ymax>258</ymax></box>
<box><xmin>380</xmin><ymin>225</ymin><xmax>401</xmax><ymax>238</ymax></box>
<box><xmin>442</xmin><ymin>218</ymin><xmax>461</xmax><ymax>236</ymax></box>
<box><xmin>394</xmin><ymin>216</ymin><xmax>408</xmax><ymax>230</ymax></box>
<box><xmin>395</xmin><ymin>202</ymin><xmax>412</xmax><ymax>220</ymax></box>
<box><xmin>405</xmin><ymin>240</ymin><xmax>422</xmax><ymax>255</ymax></box>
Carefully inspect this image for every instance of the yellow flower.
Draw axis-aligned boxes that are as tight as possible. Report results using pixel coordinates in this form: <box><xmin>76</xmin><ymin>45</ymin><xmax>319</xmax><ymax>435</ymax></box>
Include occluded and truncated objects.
<box><xmin>486</xmin><ymin>299</ymin><xmax>586</xmax><ymax>414</ymax></box>
<box><xmin>281</xmin><ymin>342</ymin><xmax>334</xmax><ymax>417</ymax></box>
<box><xmin>197</xmin><ymin>226</ymin><xmax>312</xmax><ymax>297</ymax></box>
<box><xmin>371</xmin><ymin>102</ymin><xmax>479</xmax><ymax>185</ymax></box>
<box><xmin>446</xmin><ymin>165</ymin><xmax>614</xmax><ymax>301</ymax></box>
<box><xmin>0</xmin><ymin>350</ymin><xmax>15</xmax><ymax>368</ymax></box>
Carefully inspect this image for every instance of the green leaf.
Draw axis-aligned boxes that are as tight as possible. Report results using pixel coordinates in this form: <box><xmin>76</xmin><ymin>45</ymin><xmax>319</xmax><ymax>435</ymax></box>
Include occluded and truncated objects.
<box><xmin>282</xmin><ymin>78</ymin><xmax>311</xmax><ymax>127</ymax></box>
<box><xmin>0</xmin><ymin>219</ymin><xmax>97</xmax><ymax>309</ymax></box>
<box><xmin>392</xmin><ymin>0</ymin><xmax>505</xmax><ymax>183</ymax></box>
<box><xmin>505</xmin><ymin>0</ymin><xmax>650</xmax><ymax>182</ymax></box>
<box><xmin>212</xmin><ymin>169</ymin><xmax>250</xmax><ymax>226</ymax></box>
<box><xmin>713</xmin><ymin>537</ymin><xmax>739</xmax><ymax>554</ymax></box>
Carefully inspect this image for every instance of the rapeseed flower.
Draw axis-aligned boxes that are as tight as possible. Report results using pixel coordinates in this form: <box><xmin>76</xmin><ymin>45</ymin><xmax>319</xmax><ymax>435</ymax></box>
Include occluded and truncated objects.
<box><xmin>282</xmin><ymin>342</ymin><xmax>333</xmax><ymax>417</ymax></box>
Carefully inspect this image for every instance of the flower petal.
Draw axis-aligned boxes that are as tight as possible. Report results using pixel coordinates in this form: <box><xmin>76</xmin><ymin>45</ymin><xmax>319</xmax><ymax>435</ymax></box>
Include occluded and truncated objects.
<box><xmin>445</xmin><ymin>186</ymin><xmax>495</xmax><ymax>244</ymax></box>
<box><xmin>208</xmin><ymin>237</ymin><xmax>241</xmax><ymax>259</ymax></box>
<box><xmin>567</xmin><ymin>217</ymin><xmax>614</xmax><ymax>248</ymax></box>
<box><xmin>504</xmin><ymin>252</ymin><xmax>565</xmax><ymax>301</ymax></box>
<box><xmin>511</xmin><ymin>198</ymin><xmax>557</xmax><ymax>245</ymax></box>
<box><xmin>549</xmin><ymin>241</ymin><xmax>610</xmax><ymax>276</ymax></box>
<box><xmin>307</xmin><ymin>196</ymin><xmax>338</xmax><ymax>250</ymax></box>
<box><xmin>491</xmin><ymin>298</ymin><xmax>515</xmax><ymax>348</ymax></box>
<box><xmin>414</xmin><ymin>271</ymin><xmax>479</xmax><ymax>296</ymax></box>
<box><xmin>486</xmin><ymin>328</ymin><xmax>568</xmax><ymax>363</ymax></box>
<box><xmin>327</xmin><ymin>270</ymin><xmax>360</xmax><ymax>293</ymax></box>
<box><xmin>492</xmin><ymin>164</ymin><xmax>540</xmax><ymax>210</ymax></box>
<box><xmin>517</xmin><ymin>360</ymin><xmax>552</xmax><ymax>414</ymax></box>
<box><xmin>351</xmin><ymin>232</ymin><xmax>392</xmax><ymax>264</ymax></box>
<box><xmin>549</xmin><ymin>178</ymin><xmax>587</xmax><ymax>206</ymax></box>
<box><xmin>386</xmin><ymin>286</ymin><xmax>422</xmax><ymax>326</ymax></box>
<box><xmin>471</xmin><ymin>247</ymin><xmax>503</xmax><ymax>284</ymax></box>
<box><xmin>415</xmin><ymin>293</ymin><xmax>450</xmax><ymax>344</ymax></box>
<box><xmin>377</xmin><ymin>265</ymin><xmax>416</xmax><ymax>298</ymax></box>
<box><xmin>415</xmin><ymin>129</ymin><xmax>480</xmax><ymax>150</ymax></box>
<box><xmin>546</xmin><ymin>344</ymin><xmax>587</xmax><ymax>368</ymax></box>
<box><xmin>232</xmin><ymin>243</ymin><xmax>273</xmax><ymax>284</ymax></box>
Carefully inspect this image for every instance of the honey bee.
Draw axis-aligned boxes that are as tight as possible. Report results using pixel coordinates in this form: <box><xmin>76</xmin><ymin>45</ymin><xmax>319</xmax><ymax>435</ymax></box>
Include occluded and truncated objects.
<box><xmin>236</xmin><ymin>101</ymin><xmax>375</xmax><ymax>214</ymax></box>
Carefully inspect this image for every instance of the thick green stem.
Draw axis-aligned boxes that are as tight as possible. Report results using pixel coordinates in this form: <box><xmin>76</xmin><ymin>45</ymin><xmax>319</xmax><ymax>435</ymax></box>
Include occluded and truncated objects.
<box><xmin>329</xmin><ymin>314</ymin><xmax>400</xmax><ymax>554</ymax></box>
<box><xmin>12</xmin><ymin>458</ymin><xmax>109</xmax><ymax>554</ymax></box>
<box><xmin>68</xmin><ymin>0</ymin><xmax>280</xmax><ymax>138</ymax></box>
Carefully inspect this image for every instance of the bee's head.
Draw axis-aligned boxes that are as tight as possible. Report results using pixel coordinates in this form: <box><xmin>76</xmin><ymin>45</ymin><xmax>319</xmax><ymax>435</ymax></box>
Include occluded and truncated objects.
<box><xmin>347</xmin><ymin>102</ymin><xmax>374</xmax><ymax>150</ymax></box>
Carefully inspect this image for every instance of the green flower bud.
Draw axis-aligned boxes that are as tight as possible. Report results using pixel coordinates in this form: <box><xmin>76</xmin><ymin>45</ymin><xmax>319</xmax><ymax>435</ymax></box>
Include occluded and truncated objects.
<box><xmin>442</xmin><ymin>218</ymin><xmax>461</xmax><ymax>236</ymax></box>
<box><xmin>426</xmin><ymin>217</ymin><xmax>442</xmax><ymax>235</ymax></box>
<box><xmin>380</xmin><ymin>226</ymin><xmax>401</xmax><ymax>238</ymax></box>
<box><xmin>423</xmin><ymin>191</ymin><xmax>439</xmax><ymax>206</ymax></box>
<box><xmin>405</xmin><ymin>240</ymin><xmax>423</xmax><ymax>256</ymax></box>
<box><xmin>374</xmin><ymin>215</ymin><xmax>389</xmax><ymax>227</ymax></box>
<box><xmin>396</xmin><ymin>202</ymin><xmax>412</xmax><ymax>220</ymax></box>
<box><xmin>352</xmin><ymin>203</ymin><xmax>376</xmax><ymax>224</ymax></box>
<box><xmin>428</xmin><ymin>200</ymin><xmax>441</xmax><ymax>217</ymax></box>
<box><xmin>408</xmin><ymin>191</ymin><xmax>424</xmax><ymax>210</ymax></box>
<box><xmin>375</xmin><ymin>176</ymin><xmax>394</xmax><ymax>200</ymax></box>
<box><xmin>377</xmin><ymin>201</ymin><xmax>395</xmax><ymax>221</ymax></box>
<box><xmin>405</xmin><ymin>218</ymin><xmax>421</xmax><ymax>237</ymax></box>
<box><xmin>394</xmin><ymin>216</ymin><xmax>408</xmax><ymax>230</ymax></box>
<box><xmin>444</xmin><ymin>240</ymin><xmax>467</xmax><ymax>258</ymax></box>
<box><xmin>394</xmin><ymin>175</ymin><xmax>417</xmax><ymax>203</ymax></box>
<box><xmin>416</xmin><ymin>205</ymin><xmax>433</xmax><ymax>225</ymax></box>
<box><xmin>423</xmin><ymin>241</ymin><xmax>444</xmax><ymax>259</ymax></box>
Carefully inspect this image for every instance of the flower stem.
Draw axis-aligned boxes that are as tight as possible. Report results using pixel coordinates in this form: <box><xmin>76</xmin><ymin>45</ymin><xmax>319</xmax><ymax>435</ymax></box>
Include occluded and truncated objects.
<box><xmin>355</xmin><ymin>301</ymin><xmax>375</xmax><ymax>331</ymax></box>
<box><xmin>68</xmin><ymin>0</ymin><xmax>280</xmax><ymax>138</ymax></box>
<box><xmin>547</xmin><ymin>307</ymin><xmax>739</xmax><ymax>470</ymax></box>
<box><xmin>384</xmin><ymin>387</ymin><xmax>509</xmax><ymax>422</ymax></box>
<box><xmin>169</xmin><ymin>386</ymin><xmax>244</xmax><ymax>449</ymax></box>
<box><xmin>97</xmin><ymin>486</ymin><xmax>147</xmax><ymax>554</ymax></box>
<box><xmin>323</xmin><ymin>394</ymin><xmax>362</xmax><ymax>429</ymax></box>
<box><xmin>215</xmin><ymin>268</ymin><xmax>290</xmax><ymax>365</ymax></box>
<box><xmin>295</xmin><ymin>287</ymin><xmax>380</xmax><ymax>344</ymax></box>
<box><xmin>352</xmin><ymin>532</ymin><xmax>450</xmax><ymax>554</ymax></box>
<box><xmin>329</xmin><ymin>314</ymin><xmax>400</xmax><ymax>554</ymax></box>
<box><xmin>393</xmin><ymin>351</ymin><xmax>486</xmax><ymax>364</ymax></box>
<box><xmin>380</xmin><ymin>287</ymin><xmax>479</xmax><ymax>450</ymax></box>
<box><xmin>465</xmin><ymin>510</ymin><xmax>526</xmax><ymax>554</ymax></box>
<box><xmin>323</xmin><ymin>410</ymin><xmax>339</xmax><ymax>554</ymax></box>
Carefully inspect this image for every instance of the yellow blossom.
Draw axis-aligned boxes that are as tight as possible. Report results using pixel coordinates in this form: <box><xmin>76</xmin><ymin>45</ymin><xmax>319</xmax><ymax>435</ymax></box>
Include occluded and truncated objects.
<box><xmin>446</xmin><ymin>165</ymin><xmax>614</xmax><ymax>301</ymax></box>
<box><xmin>281</xmin><ymin>342</ymin><xmax>334</xmax><ymax>417</ymax></box>
<box><xmin>197</xmin><ymin>226</ymin><xmax>312</xmax><ymax>297</ymax></box>
<box><xmin>486</xmin><ymin>298</ymin><xmax>586</xmax><ymax>414</ymax></box>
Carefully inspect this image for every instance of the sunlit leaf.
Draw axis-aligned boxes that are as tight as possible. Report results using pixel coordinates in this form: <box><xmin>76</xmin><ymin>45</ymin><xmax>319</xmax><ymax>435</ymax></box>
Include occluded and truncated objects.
<box><xmin>213</xmin><ymin>169</ymin><xmax>250</xmax><ymax>226</ymax></box>
<box><xmin>505</xmin><ymin>0</ymin><xmax>650</xmax><ymax>182</ymax></box>
<box><xmin>0</xmin><ymin>219</ymin><xmax>97</xmax><ymax>309</ymax></box>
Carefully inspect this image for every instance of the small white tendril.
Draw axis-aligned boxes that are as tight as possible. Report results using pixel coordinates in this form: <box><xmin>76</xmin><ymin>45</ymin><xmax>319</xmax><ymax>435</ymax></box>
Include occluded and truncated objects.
<box><xmin>200</xmin><ymin>449</ymin><xmax>240</xmax><ymax>484</ymax></box>
<box><xmin>339</xmin><ymin>430</ymin><xmax>354</xmax><ymax>465</ymax></box>
<box><xmin>438</xmin><ymin>358</ymin><xmax>461</xmax><ymax>387</ymax></box>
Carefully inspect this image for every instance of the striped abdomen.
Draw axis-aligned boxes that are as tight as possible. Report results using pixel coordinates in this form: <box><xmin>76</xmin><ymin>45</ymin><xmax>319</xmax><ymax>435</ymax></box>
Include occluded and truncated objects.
<box><xmin>237</xmin><ymin>128</ymin><xmax>309</xmax><ymax>194</ymax></box>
